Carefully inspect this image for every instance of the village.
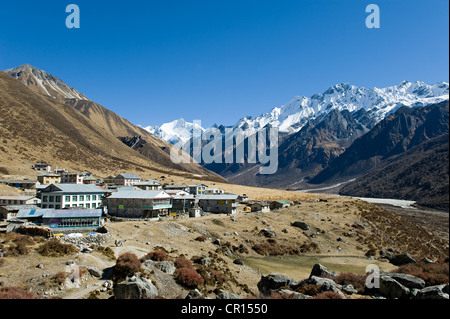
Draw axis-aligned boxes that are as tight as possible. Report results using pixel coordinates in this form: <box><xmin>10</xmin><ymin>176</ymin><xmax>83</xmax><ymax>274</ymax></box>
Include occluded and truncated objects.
<box><xmin>0</xmin><ymin>162</ymin><xmax>448</xmax><ymax>301</ymax></box>
<box><xmin>0</xmin><ymin>161</ymin><xmax>293</xmax><ymax>236</ymax></box>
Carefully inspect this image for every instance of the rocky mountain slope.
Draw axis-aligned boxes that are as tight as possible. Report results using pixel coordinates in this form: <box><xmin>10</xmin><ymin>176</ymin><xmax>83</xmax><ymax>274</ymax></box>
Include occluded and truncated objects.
<box><xmin>204</xmin><ymin>108</ymin><xmax>372</xmax><ymax>188</ymax></box>
<box><xmin>339</xmin><ymin>133</ymin><xmax>449</xmax><ymax>210</ymax></box>
<box><xmin>4</xmin><ymin>64</ymin><xmax>90</xmax><ymax>101</ymax></box>
<box><xmin>311</xmin><ymin>101</ymin><xmax>449</xmax><ymax>184</ymax></box>
<box><xmin>0</xmin><ymin>68</ymin><xmax>225</xmax><ymax>182</ymax></box>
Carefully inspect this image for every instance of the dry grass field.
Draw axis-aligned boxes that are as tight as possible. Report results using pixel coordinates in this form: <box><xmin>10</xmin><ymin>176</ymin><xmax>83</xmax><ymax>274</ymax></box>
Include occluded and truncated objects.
<box><xmin>1</xmin><ymin>184</ymin><xmax>447</xmax><ymax>299</ymax></box>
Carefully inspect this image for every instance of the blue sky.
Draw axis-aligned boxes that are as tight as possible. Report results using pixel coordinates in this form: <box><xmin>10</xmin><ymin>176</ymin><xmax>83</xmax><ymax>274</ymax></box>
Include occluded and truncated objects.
<box><xmin>0</xmin><ymin>0</ymin><xmax>448</xmax><ymax>128</ymax></box>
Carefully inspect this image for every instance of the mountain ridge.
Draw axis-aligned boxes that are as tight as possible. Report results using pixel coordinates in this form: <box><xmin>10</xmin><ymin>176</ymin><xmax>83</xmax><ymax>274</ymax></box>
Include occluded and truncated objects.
<box><xmin>0</xmin><ymin>66</ymin><xmax>226</xmax><ymax>182</ymax></box>
<box><xmin>143</xmin><ymin>80</ymin><xmax>449</xmax><ymax>143</ymax></box>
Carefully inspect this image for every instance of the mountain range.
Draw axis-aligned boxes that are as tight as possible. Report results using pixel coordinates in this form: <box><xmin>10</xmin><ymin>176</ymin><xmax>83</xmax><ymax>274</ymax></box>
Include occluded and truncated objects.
<box><xmin>143</xmin><ymin>80</ymin><xmax>449</xmax><ymax>141</ymax></box>
<box><xmin>143</xmin><ymin>80</ymin><xmax>449</xmax><ymax>210</ymax></box>
<box><xmin>0</xmin><ymin>64</ymin><xmax>225</xmax><ymax>182</ymax></box>
<box><xmin>1</xmin><ymin>64</ymin><xmax>448</xmax><ymax>209</ymax></box>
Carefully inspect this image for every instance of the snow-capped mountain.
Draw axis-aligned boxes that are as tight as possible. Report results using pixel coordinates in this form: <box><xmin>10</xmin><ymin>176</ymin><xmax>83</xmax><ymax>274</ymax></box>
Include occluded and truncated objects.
<box><xmin>233</xmin><ymin>81</ymin><xmax>449</xmax><ymax>135</ymax></box>
<box><xmin>143</xmin><ymin>118</ymin><xmax>205</xmax><ymax>145</ymax></box>
<box><xmin>4</xmin><ymin>64</ymin><xmax>90</xmax><ymax>101</ymax></box>
<box><xmin>143</xmin><ymin>81</ymin><xmax>449</xmax><ymax>144</ymax></box>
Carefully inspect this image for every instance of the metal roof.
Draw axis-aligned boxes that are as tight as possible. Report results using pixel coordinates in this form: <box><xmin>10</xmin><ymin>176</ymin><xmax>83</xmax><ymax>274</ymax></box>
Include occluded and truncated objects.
<box><xmin>17</xmin><ymin>209</ymin><xmax>102</xmax><ymax>219</ymax></box>
<box><xmin>42</xmin><ymin>209</ymin><xmax>102</xmax><ymax>218</ymax></box>
<box><xmin>41</xmin><ymin>184</ymin><xmax>106</xmax><ymax>194</ymax></box>
<box><xmin>116</xmin><ymin>174</ymin><xmax>140</xmax><ymax>179</ymax></box>
<box><xmin>0</xmin><ymin>195</ymin><xmax>37</xmax><ymax>201</ymax></box>
<box><xmin>135</xmin><ymin>180</ymin><xmax>161</xmax><ymax>186</ymax></box>
<box><xmin>198</xmin><ymin>194</ymin><xmax>238</xmax><ymax>200</ymax></box>
<box><xmin>117</xmin><ymin>186</ymin><xmax>141</xmax><ymax>192</ymax></box>
<box><xmin>107</xmin><ymin>190</ymin><xmax>171</xmax><ymax>200</ymax></box>
<box><xmin>164</xmin><ymin>184</ymin><xmax>188</xmax><ymax>188</ymax></box>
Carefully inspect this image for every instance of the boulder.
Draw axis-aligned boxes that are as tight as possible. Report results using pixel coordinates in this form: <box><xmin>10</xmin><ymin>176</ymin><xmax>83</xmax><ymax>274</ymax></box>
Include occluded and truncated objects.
<box><xmin>379</xmin><ymin>276</ymin><xmax>410</xmax><ymax>299</ymax></box>
<box><xmin>421</xmin><ymin>258</ymin><xmax>434</xmax><ymax>264</ymax></box>
<box><xmin>319</xmin><ymin>281</ymin><xmax>346</xmax><ymax>299</ymax></box>
<box><xmin>259</xmin><ymin>228</ymin><xmax>276</xmax><ymax>238</ymax></box>
<box><xmin>415</xmin><ymin>285</ymin><xmax>449</xmax><ymax>300</ymax></box>
<box><xmin>384</xmin><ymin>273</ymin><xmax>425</xmax><ymax>290</ymax></box>
<box><xmin>309</xmin><ymin>264</ymin><xmax>337</xmax><ymax>279</ymax></box>
<box><xmin>115</xmin><ymin>239</ymin><xmax>126</xmax><ymax>247</ymax></box>
<box><xmin>257</xmin><ymin>273</ymin><xmax>299</xmax><ymax>295</ymax></box>
<box><xmin>277</xmin><ymin>289</ymin><xmax>312</xmax><ymax>299</ymax></box>
<box><xmin>293</xmin><ymin>276</ymin><xmax>342</xmax><ymax>290</ymax></box>
<box><xmin>114</xmin><ymin>275</ymin><xmax>158</xmax><ymax>299</ymax></box>
<box><xmin>389</xmin><ymin>253</ymin><xmax>416</xmax><ymax>266</ymax></box>
<box><xmin>85</xmin><ymin>266</ymin><xmax>102</xmax><ymax>278</ymax></box>
<box><xmin>156</xmin><ymin>261</ymin><xmax>176</xmax><ymax>275</ymax></box>
<box><xmin>342</xmin><ymin>284</ymin><xmax>358</xmax><ymax>295</ymax></box>
<box><xmin>216</xmin><ymin>289</ymin><xmax>243</xmax><ymax>299</ymax></box>
<box><xmin>185</xmin><ymin>289</ymin><xmax>204</xmax><ymax>299</ymax></box>
<box><xmin>291</xmin><ymin>221</ymin><xmax>310</xmax><ymax>231</ymax></box>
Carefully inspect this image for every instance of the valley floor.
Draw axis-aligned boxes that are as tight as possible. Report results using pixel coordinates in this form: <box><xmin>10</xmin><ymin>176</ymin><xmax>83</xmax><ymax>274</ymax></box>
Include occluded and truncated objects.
<box><xmin>0</xmin><ymin>191</ymin><xmax>448</xmax><ymax>299</ymax></box>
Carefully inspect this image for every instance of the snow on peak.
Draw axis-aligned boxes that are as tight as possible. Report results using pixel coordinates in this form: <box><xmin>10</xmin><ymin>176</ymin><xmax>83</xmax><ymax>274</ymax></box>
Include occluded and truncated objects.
<box><xmin>144</xmin><ymin>80</ymin><xmax>449</xmax><ymax>144</ymax></box>
<box><xmin>143</xmin><ymin>118</ymin><xmax>205</xmax><ymax>144</ymax></box>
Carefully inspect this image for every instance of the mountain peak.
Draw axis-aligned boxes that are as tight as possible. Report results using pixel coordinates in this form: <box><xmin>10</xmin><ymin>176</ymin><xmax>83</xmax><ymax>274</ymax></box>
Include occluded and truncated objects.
<box><xmin>4</xmin><ymin>64</ymin><xmax>90</xmax><ymax>101</ymax></box>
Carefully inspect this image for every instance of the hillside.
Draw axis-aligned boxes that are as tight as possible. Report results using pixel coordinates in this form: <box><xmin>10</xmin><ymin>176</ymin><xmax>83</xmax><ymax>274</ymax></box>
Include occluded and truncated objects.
<box><xmin>311</xmin><ymin>101</ymin><xmax>449</xmax><ymax>184</ymax></box>
<box><xmin>0</xmin><ymin>71</ymin><xmax>225</xmax><ymax>182</ymax></box>
<box><xmin>339</xmin><ymin>133</ymin><xmax>449</xmax><ymax>210</ymax></box>
<box><xmin>211</xmin><ymin>109</ymin><xmax>371</xmax><ymax>188</ymax></box>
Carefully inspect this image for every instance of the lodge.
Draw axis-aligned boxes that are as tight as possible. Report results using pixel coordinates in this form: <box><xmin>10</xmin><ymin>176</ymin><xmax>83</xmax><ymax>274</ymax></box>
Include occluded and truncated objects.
<box><xmin>104</xmin><ymin>190</ymin><xmax>172</xmax><ymax>218</ymax></box>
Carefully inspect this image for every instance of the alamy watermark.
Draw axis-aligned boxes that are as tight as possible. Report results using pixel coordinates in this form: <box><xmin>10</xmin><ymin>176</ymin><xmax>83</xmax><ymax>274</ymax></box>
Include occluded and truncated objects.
<box><xmin>365</xmin><ymin>264</ymin><xmax>380</xmax><ymax>289</ymax></box>
<box><xmin>170</xmin><ymin>121</ymin><xmax>279</xmax><ymax>175</ymax></box>
<box><xmin>366</xmin><ymin>4</ymin><xmax>380</xmax><ymax>29</ymax></box>
<box><xmin>66</xmin><ymin>4</ymin><xmax>80</xmax><ymax>29</ymax></box>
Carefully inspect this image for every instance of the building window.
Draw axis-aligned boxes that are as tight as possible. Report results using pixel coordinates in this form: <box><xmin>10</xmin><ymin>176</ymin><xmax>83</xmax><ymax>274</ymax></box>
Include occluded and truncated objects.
<box><xmin>49</xmin><ymin>196</ymin><xmax>54</xmax><ymax>202</ymax></box>
<box><xmin>86</xmin><ymin>195</ymin><xmax>90</xmax><ymax>201</ymax></box>
<box><xmin>92</xmin><ymin>203</ymin><xmax>96</xmax><ymax>208</ymax></box>
<box><xmin>43</xmin><ymin>196</ymin><xmax>48</xmax><ymax>202</ymax></box>
<box><xmin>79</xmin><ymin>195</ymin><xmax>84</xmax><ymax>201</ymax></box>
<box><xmin>72</xmin><ymin>196</ymin><xmax>78</xmax><ymax>202</ymax></box>
<box><xmin>86</xmin><ymin>203</ymin><xmax>90</xmax><ymax>208</ymax></box>
<box><xmin>65</xmin><ymin>196</ymin><xmax>70</xmax><ymax>202</ymax></box>
<box><xmin>92</xmin><ymin>195</ymin><xmax>96</xmax><ymax>200</ymax></box>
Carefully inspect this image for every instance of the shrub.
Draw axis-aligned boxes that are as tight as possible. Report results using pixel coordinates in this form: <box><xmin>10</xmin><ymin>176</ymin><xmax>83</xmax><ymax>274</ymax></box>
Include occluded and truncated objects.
<box><xmin>6</xmin><ymin>241</ymin><xmax>29</xmax><ymax>256</ymax></box>
<box><xmin>53</xmin><ymin>272</ymin><xmax>68</xmax><ymax>285</ymax></box>
<box><xmin>113</xmin><ymin>252</ymin><xmax>141</xmax><ymax>282</ymax></box>
<box><xmin>268</xmin><ymin>292</ymin><xmax>298</xmax><ymax>299</ymax></box>
<box><xmin>195</xmin><ymin>235</ymin><xmax>207</xmax><ymax>242</ymax></box>
<box><xmin>98</xmin><ymin>246</ymin><xmax>116</xmax><ymax>260</ymax></box>
<box><xmin>196</xmin><ymin>266</ymin><xmax>227</xmax><ymax>286</ymax></box>
<box><xmin>0</xmin><ymin>287</ymin><xmax>39</xmax><ymax>299</ymax></box>
<box><xmin>37</xmin><ymin>239</ymin><xmax>78</xmax><ymax>257</ymax></box>
<box><xmin>174</xmin><ymin>256</ymin><xmax>193</xmax><ymax>269</ymax></box>
<box><xmin>334</xmin><ymin>272</ymin><xmax>367</xmax><ymax>293</ymax></box>
<box><xmin>395</xmin><ymin>260</ymin><xmax>449</xmax><ymax>286</ymax></box>
<box><xmin>295</xmin><ymin>284</ymin><xmax>321</xmax><ymax>296</ymax></box>
<box><xmin>252</xmin><ymin>239</ymin><xmax>301</xmax><ymax>256</ymax></box>
<box><xmin>174</xmin><ymin>267</ymin><xmax>204</xmax><ymax>288</ymax></box>
<box><xmin>312</xmin><ymin>291</ymin><xmax>344</xmax><ymax>299</ymax></box>
<box><xmin>141</xmin><ymin>250</ymin><xmax>171</xmax><ymax>262</ymax></box>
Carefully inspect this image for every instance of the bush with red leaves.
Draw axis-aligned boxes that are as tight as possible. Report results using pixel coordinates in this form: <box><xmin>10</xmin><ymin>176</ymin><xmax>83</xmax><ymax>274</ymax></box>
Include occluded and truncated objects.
<box><xmin>312</xmin><ymin>291</ymin><xmax>344</xmax><ymax>299</ymax></box>
<box><xmin>113</xmin><ymin>252</ymin><xmax>141</xmax><ymax>282</ymax></box>
<box><xmin>174</xmin><ymin>267</ymin><xmax>204</xmax><ymax>288</ymax></box>
<box><xmin>0</xmin><ymin>287</ymin><xmax>39</xmax><ymax>299</ymax></box>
